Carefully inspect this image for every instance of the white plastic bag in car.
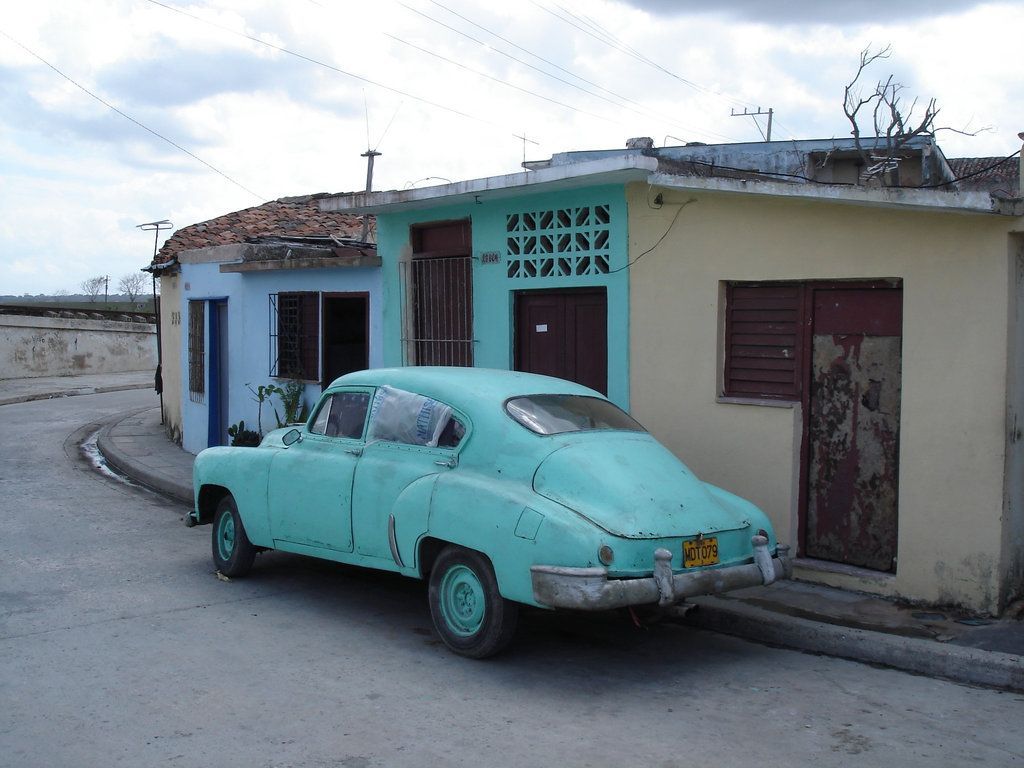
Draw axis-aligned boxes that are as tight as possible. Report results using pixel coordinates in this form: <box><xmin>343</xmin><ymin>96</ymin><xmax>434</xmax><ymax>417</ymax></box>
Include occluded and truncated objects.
<box><xmin>368</xmin><ymin>385</ymin><xmax>453</xmax><ymax>447</ymax></box>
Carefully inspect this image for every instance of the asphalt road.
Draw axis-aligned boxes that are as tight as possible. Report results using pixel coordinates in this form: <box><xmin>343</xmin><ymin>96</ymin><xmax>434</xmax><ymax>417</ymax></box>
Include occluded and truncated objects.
<box><xmin>1</xmin><ymin>390</ymin><xmax>1022</xmax><ymax>767</ymax></box>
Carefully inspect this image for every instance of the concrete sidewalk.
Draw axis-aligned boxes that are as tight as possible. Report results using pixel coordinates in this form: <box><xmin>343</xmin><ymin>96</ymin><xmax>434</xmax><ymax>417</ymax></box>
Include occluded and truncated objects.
<box><xmin>4</xmin><ymin>371</ymin><xmax>1023</xmax><ymax>690</ymax></box>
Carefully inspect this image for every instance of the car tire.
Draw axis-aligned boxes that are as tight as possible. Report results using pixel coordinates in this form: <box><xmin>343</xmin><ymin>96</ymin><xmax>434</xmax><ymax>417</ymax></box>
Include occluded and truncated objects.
<box><xmin>212</xmin><ymin>495</ymin><xmax>256</xmax><ymax>577</ymax></box>
<box><xmin>428</xmin><ymin>546</ymin><xmax>518</xmax><ymax>659</ymax></box>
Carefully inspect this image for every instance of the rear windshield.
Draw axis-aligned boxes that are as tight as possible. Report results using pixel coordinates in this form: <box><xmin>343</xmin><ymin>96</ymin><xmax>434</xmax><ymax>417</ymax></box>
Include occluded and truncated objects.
<box><xmin>505</xmin><ymin>394</ymin><xmax>645</xmax><ymax>436</ymax></box>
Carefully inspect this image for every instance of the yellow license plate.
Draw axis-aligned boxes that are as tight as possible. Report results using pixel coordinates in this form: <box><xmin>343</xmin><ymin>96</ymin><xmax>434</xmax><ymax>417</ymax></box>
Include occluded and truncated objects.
<box><xmin>683</xmin><ymin>537</ymin><xmax>719</xmax><ymax>567</ymax></box>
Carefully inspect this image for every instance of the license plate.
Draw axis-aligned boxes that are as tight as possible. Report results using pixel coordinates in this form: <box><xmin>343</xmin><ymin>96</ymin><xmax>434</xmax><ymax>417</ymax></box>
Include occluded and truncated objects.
<box><xmin>683</xmin><ymin>537</ymin><xmax>719</xmax><ymax>567</ymax></box>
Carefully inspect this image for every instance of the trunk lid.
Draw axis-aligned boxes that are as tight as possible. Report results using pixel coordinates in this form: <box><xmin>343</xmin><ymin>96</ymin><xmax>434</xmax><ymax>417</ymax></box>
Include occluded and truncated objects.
<box><xmin>532</xmin><ymin>436</ymin><xmax>751</xmax><ymax>538</ymax></box>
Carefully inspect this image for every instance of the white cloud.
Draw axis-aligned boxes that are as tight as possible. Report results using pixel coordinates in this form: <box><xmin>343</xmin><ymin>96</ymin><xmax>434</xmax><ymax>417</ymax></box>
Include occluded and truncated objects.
<box><xmin>0</xmin><ymin>0</ymin><xmax>1020</xmax><ymax>295</ymax></box>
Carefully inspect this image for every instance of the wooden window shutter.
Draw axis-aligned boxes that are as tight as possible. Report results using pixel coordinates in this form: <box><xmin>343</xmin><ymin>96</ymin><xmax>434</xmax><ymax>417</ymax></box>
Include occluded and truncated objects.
<box><xmin>724</xmin><ymin>283</ymin><xmax>801</xmax><ymax>400</ymax></box>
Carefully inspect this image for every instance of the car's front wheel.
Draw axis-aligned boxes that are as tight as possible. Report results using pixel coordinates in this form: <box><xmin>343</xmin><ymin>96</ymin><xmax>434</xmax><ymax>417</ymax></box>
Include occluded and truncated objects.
<box><xmin>212</xmin><ymin>495</ymin><xmax>256</xmax><ymax>577</ymax></box>
<box><xmin>428</xmin><ymin>546</ymin><xmax>518</xmax><ymax>659</ymax></box>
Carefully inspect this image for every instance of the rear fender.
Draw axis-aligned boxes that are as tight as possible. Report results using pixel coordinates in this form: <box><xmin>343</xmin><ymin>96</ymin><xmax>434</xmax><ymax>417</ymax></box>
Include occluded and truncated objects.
<box><xmin>424</xmin><ymin>473</ymin><xmax>554</xmax><ymax>606</ymax></box>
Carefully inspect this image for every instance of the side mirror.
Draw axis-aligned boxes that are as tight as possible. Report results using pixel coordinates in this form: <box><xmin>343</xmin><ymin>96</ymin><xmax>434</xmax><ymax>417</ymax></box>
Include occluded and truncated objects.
<box><xmin>282</xmin><ymin>428</ymin><xmax>302</xmax><ymax>447</ymax></box>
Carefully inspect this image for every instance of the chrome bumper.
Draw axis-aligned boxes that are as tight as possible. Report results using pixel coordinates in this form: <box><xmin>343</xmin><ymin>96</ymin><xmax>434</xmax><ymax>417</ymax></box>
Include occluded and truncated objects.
<box><xmin>530</xmin><ymin>536</ymin><xmax>791</xmax><ymax>611</ymax></box>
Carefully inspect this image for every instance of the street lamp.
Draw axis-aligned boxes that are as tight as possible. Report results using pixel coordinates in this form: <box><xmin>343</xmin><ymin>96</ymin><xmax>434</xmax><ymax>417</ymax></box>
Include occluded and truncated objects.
<box><xmin>137</xmin><ymin>219</ymin><xmax>173</xmax><ymax>425</ymax></box>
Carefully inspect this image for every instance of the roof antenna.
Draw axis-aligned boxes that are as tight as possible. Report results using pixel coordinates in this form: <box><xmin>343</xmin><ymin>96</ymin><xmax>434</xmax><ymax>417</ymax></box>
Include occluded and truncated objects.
<box><xmin>359</xmin><ymin>91</ymin><xmax>391</xmax><ymax>242</ymax></box>
<box><xmin>731</xmin><ymin>107</ymin><xmax>774</xmax><ymax>141</ymax></box>
<box><xmin>513</xmin><ymin>130</ymin><xmax>540</xmax><ymax>168</ymax></box>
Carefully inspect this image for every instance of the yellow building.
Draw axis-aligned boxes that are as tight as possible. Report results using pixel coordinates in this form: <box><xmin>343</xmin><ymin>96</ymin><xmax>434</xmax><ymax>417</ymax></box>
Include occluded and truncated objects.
<box><xmin>605</xmin><ymin>139</ymin><xmax>1023</xmax><ymax>615</ymax></box>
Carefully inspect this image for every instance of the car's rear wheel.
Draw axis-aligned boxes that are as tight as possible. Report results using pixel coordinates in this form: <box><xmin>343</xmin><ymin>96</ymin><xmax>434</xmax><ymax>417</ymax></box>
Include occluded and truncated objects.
<box><xmin>428</xmin><ymin>546</ymin><xmax>518</xmax><ymax>658</ymax></box>
<box><xmin>212</xmin><ymin>495</ymin><xmax>256</xmax><ymax>577</ymax></box>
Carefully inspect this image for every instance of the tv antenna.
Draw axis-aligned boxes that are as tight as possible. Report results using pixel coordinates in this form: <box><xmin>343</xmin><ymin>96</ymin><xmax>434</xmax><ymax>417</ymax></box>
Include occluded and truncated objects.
<box><xmin>359</xmin><ymin>97</ymin><xmax>402</xmax><ymax>241</ymax></box>
<box><xmin>513</xmin><ymin>131</ymin><xmax>539</xmax><ymax>167</ymax></box>
<box><xmin>731</xmin><ymin>107</ymin><xmax>774</xmax><ymax>142</ymax></box>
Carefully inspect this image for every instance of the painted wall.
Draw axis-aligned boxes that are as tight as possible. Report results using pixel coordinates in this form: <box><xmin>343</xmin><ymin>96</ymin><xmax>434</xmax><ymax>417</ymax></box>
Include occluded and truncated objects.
<box><xmin>375</xmin><ymin>184</ymin><xmax>633</xmax><ymax>408</ymax></box>
<box><xmin>158</xmin><ymin>274</ymin><xmax>183</xmax><ymax>444</ymax></box>
<box><xmin>0</xmin><ymin>314</ymin><xmax>156</xmax><ymax>378</ymax></box>
<box><xmin>178</xmin><ymin>259</ymin><xmax>382</xmax><ymax>455</ymax></box>
<box><xmin>626</xmin><ymin>181</ymin><xmax>1023</xmax><ymax>613</ymax></box>
<box><xmin>1004</xmin><ymin>237</ymin><xmax>1024</xmax><ymax>613</ymax></box>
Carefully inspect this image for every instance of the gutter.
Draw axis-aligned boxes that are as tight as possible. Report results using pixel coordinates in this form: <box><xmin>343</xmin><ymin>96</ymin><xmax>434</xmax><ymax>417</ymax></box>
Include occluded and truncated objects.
<box><xmin>647</xmin><ymin>172</ymin><xmax>1013</xmax><ymax>216</ymax></box>
<box><xmin>320</xmin><ymin>155</ymin><xmax>660</xmax><ymax>214</ymax></box>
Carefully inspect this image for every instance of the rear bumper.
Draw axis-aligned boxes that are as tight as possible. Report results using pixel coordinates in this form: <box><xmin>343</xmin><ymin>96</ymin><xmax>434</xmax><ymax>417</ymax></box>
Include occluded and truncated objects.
<box><xmin>530</xmin><ymin>536</ymin><xmax>791</xmax><ymax>611</ymax></box>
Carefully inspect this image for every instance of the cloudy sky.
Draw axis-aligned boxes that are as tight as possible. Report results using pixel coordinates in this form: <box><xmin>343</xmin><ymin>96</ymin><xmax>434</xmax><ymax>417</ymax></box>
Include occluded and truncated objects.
<box><xmin>1</xmin><ymin>0</ymin><xmax>1021</xmax><ymax>296</ymax></box>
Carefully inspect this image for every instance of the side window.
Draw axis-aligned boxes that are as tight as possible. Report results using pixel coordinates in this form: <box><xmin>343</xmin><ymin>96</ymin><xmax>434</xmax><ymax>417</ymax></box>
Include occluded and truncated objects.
<box><xmin>309</xmin><ymin>392</ymin><xmax>370</xmax><ymax>439</ymax></box>
<box><xmin>310</xmin><ymin>397</ymin><xmax>332</xmax><ymax>434</ymax></box>
<box><xmin>270</xmin><ymin>291</ymin><xmax>320</xmax><ymax>380</ymax></box>
<box><xmin>367</xmin><ymin>385</ymin><xmax>465</xmax><ymax>448</ymax></box>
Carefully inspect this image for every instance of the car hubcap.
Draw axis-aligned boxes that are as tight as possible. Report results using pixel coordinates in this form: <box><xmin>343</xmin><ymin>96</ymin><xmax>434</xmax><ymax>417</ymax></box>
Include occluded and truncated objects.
<box><xmin>439</xmin><ymin>564</ymin><xmax>485</xmax><ymax>636</ymax></box>
<box><xmin>217</xmin><ymin>513</ymin><xmax>236</xmax><ymax>561</ymax></box>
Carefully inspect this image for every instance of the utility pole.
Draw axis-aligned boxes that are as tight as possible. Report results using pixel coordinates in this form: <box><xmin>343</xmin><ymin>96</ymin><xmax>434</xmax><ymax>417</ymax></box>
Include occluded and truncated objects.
<box><xmin>104</xmin><ymin>275</ymin><xmax>109</xmax><ymax>304</ymax></box>
<box><xmin>359</xmin><ymin>149</ymin><xmax>381</xmax><ymax>243</ymax></box>
<box><xmin>137</xmin><ymin>219</ymin><xmax>173</xmax><ymax>425</ymax></box>
<box><xmin>731</xmin><ymin>107</ymin><xmax>774</xmax><ymax>142</ymax></box>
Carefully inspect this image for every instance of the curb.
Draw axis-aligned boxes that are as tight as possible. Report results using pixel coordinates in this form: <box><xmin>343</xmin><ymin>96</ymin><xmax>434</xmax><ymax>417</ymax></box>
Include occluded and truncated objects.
<box><xmin>96</xmin><ymin>411</ymin><xmax>193</xmax><ymax>507</ymax></box>
<box><xmin>682</xmin><ymin>595</ymin><xmax>1024</xmax><ymax>692</ymax></box>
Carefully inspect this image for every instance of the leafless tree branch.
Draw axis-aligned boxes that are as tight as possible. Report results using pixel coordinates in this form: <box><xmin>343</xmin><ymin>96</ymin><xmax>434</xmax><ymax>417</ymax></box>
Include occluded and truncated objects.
<box><xmin>843</xmin><ymin>45</ymin><xmax>960</xmax><ymax>185</ymax></box>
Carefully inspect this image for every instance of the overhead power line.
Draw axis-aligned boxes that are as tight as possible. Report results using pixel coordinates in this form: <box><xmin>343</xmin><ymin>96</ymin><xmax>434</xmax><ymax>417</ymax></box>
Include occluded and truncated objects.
<box><xmin>409</xmin><ymin>0</ymin><xmax>705</xmax><ymax>136</ymax></box>
<box><xmin>145</xmin><ymin>0</ymin><xmax>499</xmax><ymax>130</ymax></box>
<box><xmin>0</xmin><ymin>27</ymin><xmax>264</xmax><ymax>200</ymax></box>
<box><xmin>383</xmin><ymin>33</ymin><xmax>617</xmax><ymax>126</ymax></box>
<box><xmin>535</xmin><ymin>0</ymin><xmax>761</xmax><ymax>136</ymax></box>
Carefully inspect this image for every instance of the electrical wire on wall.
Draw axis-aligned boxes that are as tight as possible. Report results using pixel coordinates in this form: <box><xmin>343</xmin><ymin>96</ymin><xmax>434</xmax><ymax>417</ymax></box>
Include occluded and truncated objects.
<box><xmin>609</xmin><ymin>190</ymin><xmax>697</xmax><ymax>274</ymax></box>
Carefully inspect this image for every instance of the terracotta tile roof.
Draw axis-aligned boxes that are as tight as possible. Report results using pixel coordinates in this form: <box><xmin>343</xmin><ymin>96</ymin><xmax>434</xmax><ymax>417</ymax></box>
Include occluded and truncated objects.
<box><xmin>947</xmin><ymin>155</ymin><xmax>1021</xmax><ymax>198</ymax></box>
<box><xmin>151</xmin><ymin>193</ymin><xmax>371</xmax><ymax>265</ymax></box>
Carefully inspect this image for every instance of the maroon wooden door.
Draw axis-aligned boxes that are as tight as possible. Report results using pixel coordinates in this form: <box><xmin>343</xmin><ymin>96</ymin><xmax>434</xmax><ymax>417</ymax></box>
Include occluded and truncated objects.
<box><xmin>515</xmin><ymin>289</ymin><xmax>607</xmax><ymax>394</ymax></box>
<box><xmin>804</xmin><ymin>287</ymin><xmax>902</xmax><ymax>571</ymax></box>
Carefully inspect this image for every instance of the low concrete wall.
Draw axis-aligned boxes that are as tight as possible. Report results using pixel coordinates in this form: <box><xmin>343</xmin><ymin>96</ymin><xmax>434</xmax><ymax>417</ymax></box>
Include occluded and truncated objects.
<box><xmin>0</xmin><ymin>314</ymin><xmax>157</xmax><ymax>379</ymax></box>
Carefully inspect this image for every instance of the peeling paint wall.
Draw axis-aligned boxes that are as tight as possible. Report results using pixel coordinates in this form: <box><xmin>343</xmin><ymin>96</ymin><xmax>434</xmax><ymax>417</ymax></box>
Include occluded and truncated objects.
<box><xmin>0</xmin><ymin>314</ymin><xmax>156</xmax><ymax>379</ymax></box>
<box><xmin>627</xmin><ymin>181</ymin><xmax>1022</xmax><ymax>614</ymax></box>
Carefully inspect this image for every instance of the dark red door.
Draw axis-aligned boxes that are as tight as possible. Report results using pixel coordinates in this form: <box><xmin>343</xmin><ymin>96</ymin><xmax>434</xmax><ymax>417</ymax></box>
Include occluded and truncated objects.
<box><xmin>515</xmin><ymin>289</ymin><xmax>607</xmax><ymax>394</ymax></box>
<box><xmin>804</xmin><ymin>287</ymin><xmax>902</xmax><ymax>571</ymax></box>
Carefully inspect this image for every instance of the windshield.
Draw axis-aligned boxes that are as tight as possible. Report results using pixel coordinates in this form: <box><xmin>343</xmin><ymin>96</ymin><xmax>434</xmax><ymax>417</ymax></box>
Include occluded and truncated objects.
<box><xmin>505</xmin><ymin>394</ymin><xmax>645</xmax><ymax>436</ymax></box>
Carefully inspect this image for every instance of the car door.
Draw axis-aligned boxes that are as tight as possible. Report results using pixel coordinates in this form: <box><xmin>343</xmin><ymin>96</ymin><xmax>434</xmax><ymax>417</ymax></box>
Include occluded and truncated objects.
<box><xmin>266</xmin><ymin>389</ymin><xmax>372</xmax><ymax>554</ymax></box>
<box><xmin>351</xmin><ymin>385</ymin><xmax>466</xmax><ymax>563</ymax></box>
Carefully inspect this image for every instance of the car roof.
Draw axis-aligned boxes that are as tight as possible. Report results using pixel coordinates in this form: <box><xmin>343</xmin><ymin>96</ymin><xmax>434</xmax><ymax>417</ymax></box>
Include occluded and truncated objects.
<box><xmin>327</xmin><ymin>367</ymin><xmax>602</xmax><ymax>411</ymax></box>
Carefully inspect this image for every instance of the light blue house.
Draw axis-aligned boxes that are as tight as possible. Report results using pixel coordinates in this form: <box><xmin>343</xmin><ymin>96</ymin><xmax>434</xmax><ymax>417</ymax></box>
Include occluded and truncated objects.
<box><xmin>151</xmin><ymin>195</ymin><xmax>382</xmax><ymax>454</ymax></box>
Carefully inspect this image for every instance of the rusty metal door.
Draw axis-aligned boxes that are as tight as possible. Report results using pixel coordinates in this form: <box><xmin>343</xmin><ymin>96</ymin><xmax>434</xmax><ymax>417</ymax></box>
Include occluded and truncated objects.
<box><xmin>804</xmin><ymin>287</ymin><xmax>902</xmax><ymax>571</ymax></box>
<box><xmin>515</xmin><ymin>289</ymin><xmax>607</xmax><ymax>394</ymax></box>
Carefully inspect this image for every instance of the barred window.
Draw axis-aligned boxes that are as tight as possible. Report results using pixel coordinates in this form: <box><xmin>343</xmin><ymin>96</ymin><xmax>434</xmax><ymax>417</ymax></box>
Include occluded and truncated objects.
<box><xmin>402</xmin><ymin>220</ymin><xmax>474</xmax><ymax>367</ymax></box>
<box><xmin>187</xmin><ymin>300</ymin><xmax>205</xmax><ymax>403</ymax></box>
<box><xmin>270</xmin><ymin>292</ymin><xmax>320</xmax><ymax>380</ymax></box>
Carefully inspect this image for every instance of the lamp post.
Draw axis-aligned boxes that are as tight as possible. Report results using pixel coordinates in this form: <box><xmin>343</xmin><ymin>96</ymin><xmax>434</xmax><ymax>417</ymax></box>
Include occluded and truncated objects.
<box><xmin>138</xmin><ymin>220</ymin><xmax>173</xmax><ymax>425</ymax></box>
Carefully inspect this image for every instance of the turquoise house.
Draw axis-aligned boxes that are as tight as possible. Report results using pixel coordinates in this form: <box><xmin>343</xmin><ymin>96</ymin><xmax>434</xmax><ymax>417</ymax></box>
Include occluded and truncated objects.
<box><xmin>321</xmin><ymin>155</ymin><xmax>659</xmax><ymax>409</ymax></box>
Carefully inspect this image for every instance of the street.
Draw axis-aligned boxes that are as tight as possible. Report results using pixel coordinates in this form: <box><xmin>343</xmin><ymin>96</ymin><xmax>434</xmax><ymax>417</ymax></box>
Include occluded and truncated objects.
<box><xmin>1</xmin><ymin>390</ymin><xmax>1022</xmax><ymax>767</ymax></box>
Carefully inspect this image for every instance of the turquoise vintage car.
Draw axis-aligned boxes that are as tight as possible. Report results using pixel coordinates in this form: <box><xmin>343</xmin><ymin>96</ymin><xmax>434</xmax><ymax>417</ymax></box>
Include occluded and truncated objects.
<box><xmin>189</xmin><ymin>367</ymin><xmax>790</xmax><ymax>657</ymax></box>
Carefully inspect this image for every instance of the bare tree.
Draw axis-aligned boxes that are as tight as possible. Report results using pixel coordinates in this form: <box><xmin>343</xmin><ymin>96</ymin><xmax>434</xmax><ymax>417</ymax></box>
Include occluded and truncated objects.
<box><xmin>843</xmin><ymin>45</ymin><xmax>941</xmax><ymax>185</ymax></box>
<box><xmin>80</xmin><ymin>276</ymin><xmax>106</xmax><ymax>303</ymax></box>
<box><xmin>118</xmin><ymin>272</ymin><xmax>148</xmax><ymax>303</ymax></box>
